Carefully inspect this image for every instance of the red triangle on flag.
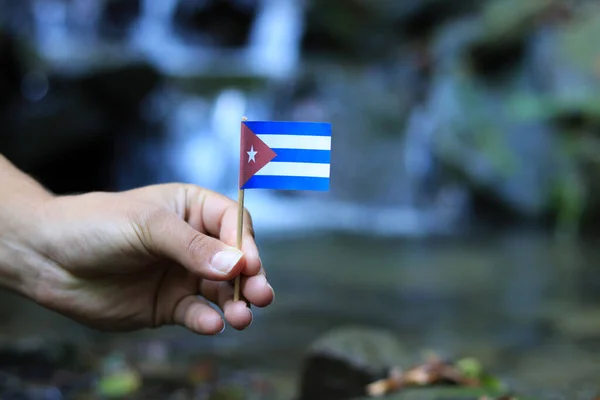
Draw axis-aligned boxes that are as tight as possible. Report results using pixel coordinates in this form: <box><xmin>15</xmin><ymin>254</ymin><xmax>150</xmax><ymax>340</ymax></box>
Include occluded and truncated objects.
<box><xmin>239</xmin><ymin>122</ymin><xmax>277</xmax><ymax>187</ymax></box>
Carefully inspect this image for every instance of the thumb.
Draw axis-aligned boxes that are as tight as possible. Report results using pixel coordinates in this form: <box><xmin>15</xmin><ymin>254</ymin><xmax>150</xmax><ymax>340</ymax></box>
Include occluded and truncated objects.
<box><xmin>142</xmin><ymin>210</ymin><xmax>245</xmax><ymax>280</ymax></box>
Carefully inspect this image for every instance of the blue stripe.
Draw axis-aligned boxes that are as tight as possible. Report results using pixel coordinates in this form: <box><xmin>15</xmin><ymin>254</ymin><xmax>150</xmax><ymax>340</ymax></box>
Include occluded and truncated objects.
<box><xmin>244</xmin><ymin>121</ymin><xmax>331</xmax><ymax>136</ymax></box>
<box><xmin>272</xmin><ymin>149</ymin><xmax>330</xmax><ymax>164</ymax></box>
<box><xmin>242</xmin><ymin>175</ymin><xmax>329</xmax><ymax>191</ymax></box>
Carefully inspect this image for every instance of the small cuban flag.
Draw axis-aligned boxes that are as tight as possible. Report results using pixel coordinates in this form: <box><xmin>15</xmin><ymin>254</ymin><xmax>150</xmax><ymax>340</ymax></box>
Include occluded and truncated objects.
<box><xmin>239</xmin><ymin>120</ymin><xmax>332</xmax><ymax>191</ymax></box>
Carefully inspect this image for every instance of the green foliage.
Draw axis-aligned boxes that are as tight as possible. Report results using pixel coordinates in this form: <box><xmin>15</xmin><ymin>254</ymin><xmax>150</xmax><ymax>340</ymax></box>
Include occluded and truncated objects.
<box><xmin>455</xmin><ymin>357</ymin><xmax>506</xmax><ymax>392</ymax></box>
<box><xmin>97</xmin><ymin>372</ymin><xmax>141</xmax><ymax>398</ymax></box>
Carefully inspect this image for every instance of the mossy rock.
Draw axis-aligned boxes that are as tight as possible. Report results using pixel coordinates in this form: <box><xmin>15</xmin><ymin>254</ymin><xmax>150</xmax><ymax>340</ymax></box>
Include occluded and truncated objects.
<box><xmin>298</xmin><ymin>326</ymin><xmax>409</xmax><ymax>400</ymax></box>
<box><xmin>306</xmin><ymin>326</ymin><xmax>410</xmax><ymax>371</ymax></box>
<box><xmin>560</xmin><ymin>6</ymin><xmax>600</xmax><ymax>75</ymax></box>
<box><xmin>480</xmin><ymin>0</ymin><xmax>553</xmax><ymax>42</ymax></box>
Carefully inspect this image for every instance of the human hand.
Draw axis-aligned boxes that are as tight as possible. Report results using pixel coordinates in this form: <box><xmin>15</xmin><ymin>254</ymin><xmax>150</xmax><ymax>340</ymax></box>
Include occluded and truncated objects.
<box><xmin>22</xmin><ymin>183</ymin><xmax>274</xmax><ymax>335</ymax></box>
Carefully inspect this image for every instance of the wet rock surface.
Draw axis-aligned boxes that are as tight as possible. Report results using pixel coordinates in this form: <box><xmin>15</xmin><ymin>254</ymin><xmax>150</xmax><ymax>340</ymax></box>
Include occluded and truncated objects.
<box><xmin>297</xmin><ymin>327</ymin><xmax>408</xmax><ymax>400</ymax></box>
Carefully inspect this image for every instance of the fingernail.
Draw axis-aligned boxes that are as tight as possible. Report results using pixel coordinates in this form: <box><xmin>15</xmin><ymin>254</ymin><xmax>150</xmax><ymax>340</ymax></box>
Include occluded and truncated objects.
<box><xmin>219</xmin><ymin>324</ymin><xmax>226</xmax><ymax>334</ymax></box>
<box><xmin>270</xmin><ymin>285</ymin><xmax>275</xmax><ymax>303</ymax></box>
<box><xmin>211</xmin><ymin>249</ymin><xmax>243</xmax><ymax>274</ymax></box>
<box><xmin>258</xmin><ymin>275</ymin><xmax>275</xmax><ymax>298</ymax></box>
<box><xmin>248</xmin><ymin>309</ymin><xmax>253</xmax><ymax>328</ymax></box>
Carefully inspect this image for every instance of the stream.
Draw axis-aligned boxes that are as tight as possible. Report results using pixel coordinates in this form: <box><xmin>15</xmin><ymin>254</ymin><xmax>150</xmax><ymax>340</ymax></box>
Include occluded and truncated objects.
<box><xmin>2</xmin><ymin>229</ymin><xmax>599</xmax><ymax>399</ymax></box>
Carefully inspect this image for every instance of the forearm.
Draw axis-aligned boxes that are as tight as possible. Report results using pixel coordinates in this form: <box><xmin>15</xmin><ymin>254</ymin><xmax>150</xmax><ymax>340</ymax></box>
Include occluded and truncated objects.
<box><xmin>0</xmin><ymin>154</ymin><xmax>54</xmax><ymax>297</ymax></box>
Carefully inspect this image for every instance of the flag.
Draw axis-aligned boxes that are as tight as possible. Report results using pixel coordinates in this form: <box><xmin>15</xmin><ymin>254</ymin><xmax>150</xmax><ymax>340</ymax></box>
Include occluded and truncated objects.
<box><xmin>239</xmin><ymin>120</ymin><xmax>332</xmax><ymax>191</ymax></box>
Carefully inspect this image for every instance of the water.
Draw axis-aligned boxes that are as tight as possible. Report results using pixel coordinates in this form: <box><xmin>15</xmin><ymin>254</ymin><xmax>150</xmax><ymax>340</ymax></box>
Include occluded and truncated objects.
<box><xmin>247</xmin><ymin>0</ymin><xmax>303</xmax><ymax>80</ymax></box>
<box><xmin>2</xmin><ymin>230</ymin><xmax>600</xmax><ymax>397</ymax></box>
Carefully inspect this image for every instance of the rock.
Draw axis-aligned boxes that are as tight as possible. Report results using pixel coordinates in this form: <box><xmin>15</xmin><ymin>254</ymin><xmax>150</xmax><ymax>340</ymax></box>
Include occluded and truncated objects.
<box><xmin>553</xmin><ymin>307</ymin><xmax>600</xmax><ymax>339</ymax></box>
<box><xmin>297</xmin><ymin>326</ymin><xmax>409</xmax><ymax>400</ymax></box>
<box><xmin>99</xmin><ymin>0</ymin><xmax>141</xmax><ymax>40</ymax></box>
<box><xmin>560</xmin><ymin>8</ymin><xmax>600</xmax><ymax>77</ymax></box>
<box><xmin>76</xmin><ymin>62</ymin><xmax>161</xmax><ymax>125</ymax></box>
<box><xmin>301</xmin><ymin>0</ymin><xmax>478</xmax><ymax>59</ymax></box>
<box><xmin>3</xmin><ymin>59</ymin><xmax>162</xmax><ymax>194</ymax></box>
<box><xmin>300</xmin><ymin>0</ymin><xmax>385</xmax><ymax>59</ymax></box>
<box><xmin>479</xmin><ymin>0</ymin><xmax>553</xmax><ymax>41</ymax></box>
<box><xmin>467</xmin><ymin>0</ymin><xmax>570</xmax><ymax>78</ymax></box>
<box><xmin>419</xmin><ymin>64</ymin><xmax>561</xmax><ymax>221</ymax></box>
<box><xmin>396</xmin><ymin>0</ymin><xmax>480</xmax><ymax>40</ymax></box>
<box><xmin>173</xmin><ymin>0</ymin><xmax>258</xmax><ymax>48</ymax></box>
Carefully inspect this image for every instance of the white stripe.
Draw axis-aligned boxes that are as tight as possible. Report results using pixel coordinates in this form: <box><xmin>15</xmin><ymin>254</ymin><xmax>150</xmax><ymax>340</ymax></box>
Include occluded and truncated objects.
<box><xmin>255</xmin><ymin>162</ymin><xmax>330</xmax><ymax>178</ymax></box>
<box><xmin>257</xmin><ymin>135</ymin><xmax>331</xmax><ymax>150</ymax></box>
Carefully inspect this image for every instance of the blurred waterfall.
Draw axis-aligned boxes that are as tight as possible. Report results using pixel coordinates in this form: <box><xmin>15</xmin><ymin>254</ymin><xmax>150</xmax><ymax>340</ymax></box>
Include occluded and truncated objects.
<box><xmin>130</xmin><ymin>0</ymin><xmax>180</xmax><ymax>61</ymax></box>
<box><xmin>167</xmin><ymin>89</ymin><xmax>247</xmax><ymax>195</ymax></box>
<box><xmin>247</xmin><ymin>0</ymin><xmax>303</xmax><ymax>80</ymax></box>
<box><xmin>31</xmin><ymin>0</ymin><xmax>71</xmax><ymax>60</ymax></box>
<box><xmin>16</xmin><ymin>0</ymin><xmax>462</xmax><ymax>237</ymax></box>
<box><xmin>70</xmin><ymin>0</ymin><xmax>104</xmax><ymax>43</ymax></box>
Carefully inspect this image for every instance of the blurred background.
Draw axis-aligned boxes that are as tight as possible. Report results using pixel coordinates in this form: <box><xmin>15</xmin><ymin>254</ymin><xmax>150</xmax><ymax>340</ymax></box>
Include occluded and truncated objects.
<box><xmin>1</xmin><ymin>0</ymin><xmax>600</xmax><ymax>399</ymax></box>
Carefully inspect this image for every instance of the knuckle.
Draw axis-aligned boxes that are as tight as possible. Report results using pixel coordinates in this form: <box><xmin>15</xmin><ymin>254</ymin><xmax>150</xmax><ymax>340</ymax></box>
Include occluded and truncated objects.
<box><xmin>147</xmin><ymin>206</ymin><xmax>173</xmax><ymax>223</ymax></box>
<box><xmin>130</xmin><ymin>205</ymin><xmax>170</xmax><ymax>227</ymax></box>
<box><xmin>182</xmin><ymin>184</ymin><xmax>205</xmax><ymax>201</ymax></box>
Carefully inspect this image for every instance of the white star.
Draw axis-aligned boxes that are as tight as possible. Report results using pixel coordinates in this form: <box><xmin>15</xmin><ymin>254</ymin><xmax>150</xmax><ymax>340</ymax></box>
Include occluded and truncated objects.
<box><xmin>247</xmin><ymin>145</ymin><xmax>257</xmax><ymax>163</ymax></box>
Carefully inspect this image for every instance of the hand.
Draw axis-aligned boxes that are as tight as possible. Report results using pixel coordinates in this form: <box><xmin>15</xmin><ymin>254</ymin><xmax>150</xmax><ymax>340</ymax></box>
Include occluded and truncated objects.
<box><xmin>24</xmin><ymin>183</ymin><xmax>274</xmax><ymax>335</ymax></box>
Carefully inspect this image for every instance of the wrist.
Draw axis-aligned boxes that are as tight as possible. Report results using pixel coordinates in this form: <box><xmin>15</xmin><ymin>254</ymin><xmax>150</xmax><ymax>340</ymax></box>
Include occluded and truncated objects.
<box><xmin>0</xmin><ymin>155</ymin><xmax>55</xmax><ymax>300</ymax></box>
<box><xmin>0</xmin><ymin>228</ymin><xmax>45</xmax><ymax>299</ymax></box>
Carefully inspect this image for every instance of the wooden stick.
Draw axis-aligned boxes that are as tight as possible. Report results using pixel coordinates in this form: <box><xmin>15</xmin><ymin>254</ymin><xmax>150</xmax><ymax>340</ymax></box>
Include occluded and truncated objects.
<box><xmin>234</xmin><ymin>188</ymin><xmax>244</xmax><ymax>302</ymax></box>
<box><xmin>234</xmin><ymin>116</ymin><xmax>248</xmax><ymax>303</ymax></box>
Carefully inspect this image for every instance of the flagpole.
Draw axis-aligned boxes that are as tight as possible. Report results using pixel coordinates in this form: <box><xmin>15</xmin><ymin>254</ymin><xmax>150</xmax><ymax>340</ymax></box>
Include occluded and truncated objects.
<box><xmin>234</xmin><ymin>187</ymin><xmax>244</xmax><ymax>302</ymax></box>
<box><xmin>234</xmin><ymin>116</ymin><xmax>248</xmax><ymax>303</ymax></box>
